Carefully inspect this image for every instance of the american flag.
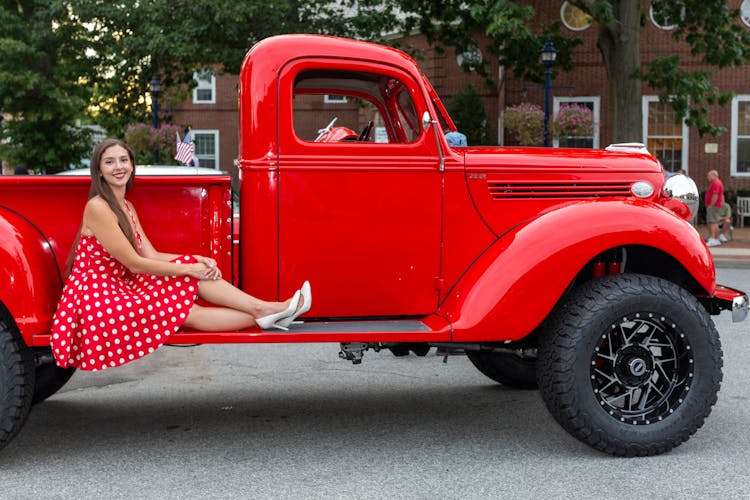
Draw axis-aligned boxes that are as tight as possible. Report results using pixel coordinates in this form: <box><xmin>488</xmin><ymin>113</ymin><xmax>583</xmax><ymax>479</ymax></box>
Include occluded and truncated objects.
<box><xmin>174</xmin><ymin>130</ymin><xmax>195</xmax><ymax>165</ymax></box>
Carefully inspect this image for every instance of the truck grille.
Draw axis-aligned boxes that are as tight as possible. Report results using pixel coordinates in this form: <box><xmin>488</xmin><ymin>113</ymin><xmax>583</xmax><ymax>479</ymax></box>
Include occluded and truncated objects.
<box><xmin>487</xmin><ymin>181</ymin><xmax>632</xmax><ymax>200</ymax></box>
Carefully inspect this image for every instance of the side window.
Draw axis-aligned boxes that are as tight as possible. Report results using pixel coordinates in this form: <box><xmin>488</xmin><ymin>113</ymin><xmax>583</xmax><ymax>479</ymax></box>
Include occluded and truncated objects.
<box><xmin>193</xmin><ymin>69</ymin><xmax>216</xmax><ymax>104</ymax></box>
<box><xmin>552</xmin><ymin>96</ymin><xmax>600</xmax><ymax>148</ymax></box>
<box><xmin>731</xmin><ymin>95</ymin><xmax>750</xmax><ymax>176</ymax></box>
<box><xmin>193</xmin><ymin>130</ymin><xmax>219</xmax><ymax>169</ymax></box>
<box><xmin>642</xmin><ymin>96</ymin><xmax>688</xmax><ymax>173</ymax></box>
<box><xmin>293</xmin><ymin>69</ymin><xmax>421</xmax><ymax>144</ymax></box>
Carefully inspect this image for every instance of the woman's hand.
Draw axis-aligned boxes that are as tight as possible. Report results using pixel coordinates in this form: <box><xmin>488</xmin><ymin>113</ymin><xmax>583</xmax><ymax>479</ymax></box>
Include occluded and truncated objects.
<box><xmin>186</xmin><ymin>263</ymin><xmax>221</xmax><ymax>281</ymax></box>
<box><xmin>194</xmin><ymin>255</ymin><xmax>217</xmax><ymax>268</ymax></box>
<box><xmin>193</xmin><ymin>255</ymin><xmax>222</xmax><ymax>280</ymax></box>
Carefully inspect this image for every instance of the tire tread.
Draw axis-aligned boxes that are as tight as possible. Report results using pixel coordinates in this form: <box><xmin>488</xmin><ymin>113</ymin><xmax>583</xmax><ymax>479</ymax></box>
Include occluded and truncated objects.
<box><xmin>537</xmin><ymin>274</ymin><xmax>723</xmax><ymax>456</ymax></box>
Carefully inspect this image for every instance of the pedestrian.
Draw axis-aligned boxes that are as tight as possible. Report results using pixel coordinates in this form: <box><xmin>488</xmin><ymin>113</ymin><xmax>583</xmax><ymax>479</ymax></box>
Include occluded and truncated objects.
<box><xmin>705</xmin><ymin>169</ymin><xmax>724</xmax><ymax>247</ymax></box>
<box><xmin>51</xmin><ymin>138</ymin><xmax>312</xmax><ymax>371</ymax></box>
<box><xmin>718</xmin><ymin>201</ymin><xmax>733</xmax><ymax>242</ymax></box>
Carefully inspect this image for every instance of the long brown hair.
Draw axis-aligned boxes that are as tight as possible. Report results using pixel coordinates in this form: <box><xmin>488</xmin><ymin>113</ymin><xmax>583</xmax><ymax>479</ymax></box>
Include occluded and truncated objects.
<box><xmin>65</xmin><ymin>139</ymin><xmax>138</xmax><ymax>276</ymax></box>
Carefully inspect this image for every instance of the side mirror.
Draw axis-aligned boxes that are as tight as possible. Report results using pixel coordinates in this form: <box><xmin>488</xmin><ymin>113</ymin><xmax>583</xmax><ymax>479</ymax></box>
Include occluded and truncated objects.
<box><xmin>422</xmin><ymin>111</ymin><xmax>444</xmax><ymax>172</ymax></box>
<box><xmin>422</xmin><ymin>111</ymin><xmax>433</xmax><ymax>130</ymax></box>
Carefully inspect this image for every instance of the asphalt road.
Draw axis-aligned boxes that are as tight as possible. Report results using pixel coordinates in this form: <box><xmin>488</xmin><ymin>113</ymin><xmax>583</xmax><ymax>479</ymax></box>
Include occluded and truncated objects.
<box><xmin>1</xmin><ymin>268</ymin><xmax>749</xmax><ymax>499</ymax></box>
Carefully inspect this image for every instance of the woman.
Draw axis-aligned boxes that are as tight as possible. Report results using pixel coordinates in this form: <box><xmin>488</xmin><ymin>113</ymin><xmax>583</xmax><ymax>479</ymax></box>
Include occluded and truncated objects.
<box><xmin>51</xmin><ymin>139</ymin><xmax>311</xmax><ymax>371</ymax></box>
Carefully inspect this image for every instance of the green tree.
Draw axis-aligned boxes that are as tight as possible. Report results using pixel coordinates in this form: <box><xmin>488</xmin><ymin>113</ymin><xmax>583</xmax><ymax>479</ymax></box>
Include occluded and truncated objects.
<box><xmin>448</xmin><ymin>85</ymin><xmax>495</xmax><ymax>145</ymax></box>
<box><xmin>0</xmin><ymin>1</ymin><xmax>97</xmax><ymax>173</ymax></box>
<box><xmin>388</xmin><ymin>0</ymin><xmax>750</xmax><ymax>143</ymax></box>
<box><xmin>0</xmin><ymin>0</ymin><xmax>385</xmax><ymax>172</ymax></box>
<box><xmin>72</xmin><ymin>0</ymin><xmax>392</xmax><ymax>138</ymax></box>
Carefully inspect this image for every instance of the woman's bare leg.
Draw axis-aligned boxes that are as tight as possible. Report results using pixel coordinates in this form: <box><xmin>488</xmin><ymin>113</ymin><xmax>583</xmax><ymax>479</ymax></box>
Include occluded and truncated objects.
<box><xmin>196</xmin><ymin>279</ymin><xmax>292</xmax><ymax>318</ymax></box>
<box><xmin>183</xmin><ymin>304</ymin><xmax>258</xmax><ymax>331</ymax></box>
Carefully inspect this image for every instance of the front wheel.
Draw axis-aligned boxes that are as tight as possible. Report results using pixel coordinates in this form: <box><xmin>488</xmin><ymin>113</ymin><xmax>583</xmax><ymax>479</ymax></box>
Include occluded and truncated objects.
<box><xmin>537</xmin><ymin>274</ymin><xmax>723</xmax><ymax>456</ymax></box>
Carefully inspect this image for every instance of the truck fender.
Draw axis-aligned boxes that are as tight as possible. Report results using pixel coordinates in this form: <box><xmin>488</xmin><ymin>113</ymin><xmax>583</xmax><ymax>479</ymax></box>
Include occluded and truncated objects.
<box><xmin>440</xmin><ymin>199</ymin><xmax>714</xmax><ymax>343</ymax></box>
<box><xmin>0</xmin><ymin>208</ymin><xmax>63</xmax><ymax>345</ymax></box>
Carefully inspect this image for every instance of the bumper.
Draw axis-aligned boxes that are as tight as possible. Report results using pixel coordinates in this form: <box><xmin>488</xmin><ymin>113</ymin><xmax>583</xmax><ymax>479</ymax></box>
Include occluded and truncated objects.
<box><xmin>732</xmin><ymin>294</ymin><xmax>749</xmax><ymax>323</ymax></box>
<box><xmin>708</xmin><ymin>285</ymin><xmax>749</xmax><ymax>323</ymax></box>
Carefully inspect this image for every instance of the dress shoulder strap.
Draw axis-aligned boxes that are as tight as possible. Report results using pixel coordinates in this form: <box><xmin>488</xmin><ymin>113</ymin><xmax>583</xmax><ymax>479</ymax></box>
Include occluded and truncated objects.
<box><xmin>123</xmin><ymin>200</ymin><xmax>143</xmax><ymax>250</ymax></box>
<box><xmin>123</xmin><ymin>200</ymin><xmax>137</xmax><ymax>225</ymax></box>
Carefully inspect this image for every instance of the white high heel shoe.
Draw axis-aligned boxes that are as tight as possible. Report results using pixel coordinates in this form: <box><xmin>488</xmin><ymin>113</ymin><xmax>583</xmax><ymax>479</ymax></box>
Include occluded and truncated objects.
<box><xmin>276</xmin><ymin>281</ymin><xmax>311</xmax><ymax>329</ymax></box>
<box><xmin>256</xmin><ymin>290</ymin><xmax>301</xmax><ymax>331</ymax></box>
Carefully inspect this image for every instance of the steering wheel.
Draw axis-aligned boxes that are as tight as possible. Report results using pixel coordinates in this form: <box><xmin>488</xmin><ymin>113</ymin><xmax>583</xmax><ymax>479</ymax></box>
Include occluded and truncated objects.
<box><xmin>357</xmin><ymin>121</ymin><xmax>374</xmax><ymax>142</ymax></box>
<box><xmin>314</xmin><ymin>117</ymin><xmax>338</xmax><ymax>141</ymax></box>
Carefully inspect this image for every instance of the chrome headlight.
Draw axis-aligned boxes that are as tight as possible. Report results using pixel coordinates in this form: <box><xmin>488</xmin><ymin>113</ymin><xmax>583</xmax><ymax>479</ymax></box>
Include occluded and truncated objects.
<box><xmin>631</xmin><ymin>181</ymin><xmax>655</xmax><ymax>198</ymax></box>
<box><xmin>664</xmin><ymin>174</ymin><xmax>699</xmax><ymax>218</ymax></box>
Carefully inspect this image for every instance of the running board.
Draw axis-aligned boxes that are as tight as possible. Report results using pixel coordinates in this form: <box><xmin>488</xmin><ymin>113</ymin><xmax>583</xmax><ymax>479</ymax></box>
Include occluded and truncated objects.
<box><xmin>164</xmin><ymin>318</ymin><xmax>450</xmax><ymax>345</ymax></box>
<box><xmin>287</xmin><ymin>319</ymin><xmax>430</xmax><ymax>333</ymax></box>
<box><xmin>31</xmin><ymin>318</ymin><xmax>452</xmax><ymax>347</ymax></box>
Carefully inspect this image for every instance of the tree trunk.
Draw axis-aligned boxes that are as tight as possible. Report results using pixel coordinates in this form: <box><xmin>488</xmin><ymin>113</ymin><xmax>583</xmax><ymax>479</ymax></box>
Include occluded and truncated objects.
<box><xmin>597</xmin><ymin>1</ymin><xmax>642</xmax><ymax>144</ymax></box>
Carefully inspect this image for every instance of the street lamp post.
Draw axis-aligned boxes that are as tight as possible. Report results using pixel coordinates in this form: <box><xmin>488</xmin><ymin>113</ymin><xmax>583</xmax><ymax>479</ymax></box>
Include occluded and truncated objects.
<box><xmin>541</xmin><ymin>38</ymin><xmax>557</xmax><ymax>147</ymax></box>
<box><xmin>149</xmin><ymin>75</ymin><xmax>161</xmax><ymax>164</ymax></box>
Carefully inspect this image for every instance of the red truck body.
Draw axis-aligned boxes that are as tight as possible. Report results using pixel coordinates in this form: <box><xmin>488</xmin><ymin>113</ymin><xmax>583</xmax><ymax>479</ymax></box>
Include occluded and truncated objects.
<box><xmin>0</xmin><ymin>34</ymin><xmax>745</xmax><ymax>456</ymax></box>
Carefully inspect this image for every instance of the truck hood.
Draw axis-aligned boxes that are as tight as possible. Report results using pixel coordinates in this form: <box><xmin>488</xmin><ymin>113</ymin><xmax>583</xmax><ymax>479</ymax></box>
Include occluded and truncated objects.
<box><xmin>463</xmin><ymin>146</ymin><xmax>662</xmax><ymax>174</ymax></box>
<box><xmin>459</xmin><ymin>146</ymin><xmax>666</xmax><ymax>237</ymax></box>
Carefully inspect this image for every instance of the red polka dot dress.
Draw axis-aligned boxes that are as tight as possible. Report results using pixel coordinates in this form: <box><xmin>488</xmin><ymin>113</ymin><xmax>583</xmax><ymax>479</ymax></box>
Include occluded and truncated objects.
<box><xmin>51</xmin><ymin>229</ymin><xmax>200</xmax><ymax>371</ymax></box>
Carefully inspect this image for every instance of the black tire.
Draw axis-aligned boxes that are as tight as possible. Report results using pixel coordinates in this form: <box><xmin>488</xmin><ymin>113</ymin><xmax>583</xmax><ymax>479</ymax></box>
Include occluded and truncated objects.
<box><xmin>410</xmin><ymin>344</ymin><xmax>431</xmax><ymax>356</ymax></box>
<box><xmin>32</xmin><ymin>350</ymin><xmax>75</xmax><ymax>405</ymax></box>
<box><xmin>389</xmin><ymin>343</ymin><xmax>431</xmax><ymax>357</ymax></box>
<box><xmin>537</xmin><ymin>274</ymin><xmax>723</xmax><ymax>456</ymax></box>
<box><xmin>466</xmin><ymin>350</ymin><xmax>538</xmax><ymax>389</ymax></box>
<box><xmin>0</xmin><ymin>310</ymin><xmax>35</xmax><ymax>452</ymax></box>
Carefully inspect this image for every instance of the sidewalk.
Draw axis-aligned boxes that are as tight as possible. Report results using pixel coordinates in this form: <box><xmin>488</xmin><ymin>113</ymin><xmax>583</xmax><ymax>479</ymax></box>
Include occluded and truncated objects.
<box><xmin>699</xmin><ymin>224</ymin><xmax>750</xmax><ymax>268</ymax></box>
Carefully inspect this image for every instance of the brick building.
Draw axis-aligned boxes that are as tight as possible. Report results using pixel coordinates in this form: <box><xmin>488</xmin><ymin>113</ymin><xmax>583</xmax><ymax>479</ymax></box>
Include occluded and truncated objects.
<box><xmin>505</xmin><ymin>0</ymin><xmax>750</xmax><ymax>195</ymax></box>
<box><xmin>170</xmin><ymin>0</ymin><xmax>750</xmax><ymax>194</ymax></box>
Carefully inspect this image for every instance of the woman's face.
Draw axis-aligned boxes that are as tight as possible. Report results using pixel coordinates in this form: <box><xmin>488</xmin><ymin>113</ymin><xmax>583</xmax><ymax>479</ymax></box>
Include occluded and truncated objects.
<box><xmin>99</xmin><ymin>145</ymin><xmax>133</xmax><ymax>189</ymax></box>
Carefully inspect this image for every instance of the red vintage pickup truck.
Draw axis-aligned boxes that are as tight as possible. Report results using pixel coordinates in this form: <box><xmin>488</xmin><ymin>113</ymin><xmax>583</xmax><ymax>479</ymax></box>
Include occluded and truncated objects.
<box><xmin>0</xmin><ymin>34</ymin><xmax>746</xmax><ymax>456</ymax></box>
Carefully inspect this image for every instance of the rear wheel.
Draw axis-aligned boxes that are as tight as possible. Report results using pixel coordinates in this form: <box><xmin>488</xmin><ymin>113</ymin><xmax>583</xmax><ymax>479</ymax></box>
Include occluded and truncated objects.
<box><xmin>537</xmin><ymin>274</ymin><xmax>723</xmax><ymax>456</ymax></box>
<box><xmin>32</xmin><ymin>349</ymin><xmax>75</xmax><ymax>405</ymax></box>
<box><xmin>0</xmin><ymin>310</ymin><xmax>35</xmax><ymax>451</ymax></box>
<box><xmin>466</xmin><ymin>350</ymin><xmax>538</xmax><ymax>389</ymax></box>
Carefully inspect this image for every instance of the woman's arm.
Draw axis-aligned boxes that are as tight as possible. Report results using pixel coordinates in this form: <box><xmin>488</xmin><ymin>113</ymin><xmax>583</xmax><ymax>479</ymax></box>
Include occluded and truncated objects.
<box><xmin>83</xmin><ymin>198</ymin><xmax>210</xmax><ymax>279</ymax></box>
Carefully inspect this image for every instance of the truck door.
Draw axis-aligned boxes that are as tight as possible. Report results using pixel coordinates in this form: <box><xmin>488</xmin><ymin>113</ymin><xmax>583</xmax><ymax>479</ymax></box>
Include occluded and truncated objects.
<box><xmin>276</xmin><ymin>61</ymin><xmax>442</xmax><ymax>318</ymax></box>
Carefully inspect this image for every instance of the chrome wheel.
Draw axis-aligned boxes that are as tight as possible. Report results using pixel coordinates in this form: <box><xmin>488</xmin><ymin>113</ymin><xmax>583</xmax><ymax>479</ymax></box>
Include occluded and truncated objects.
<box><xmin>592</xmin><ymin>314</ymin><xmax>691</xmax><ymax>425</ymax></box>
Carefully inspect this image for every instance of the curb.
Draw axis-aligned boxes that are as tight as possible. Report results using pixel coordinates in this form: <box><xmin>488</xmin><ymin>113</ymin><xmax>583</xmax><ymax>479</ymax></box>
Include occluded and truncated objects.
<box><xmin>709</xmin><ymin>247</ymin><xmax>750</xmax><ymax>268</ymax></box>
<box><xmin>713</xmin><ymin>257</ymin><xmax>750</xmax><ymax>269</ymax></box>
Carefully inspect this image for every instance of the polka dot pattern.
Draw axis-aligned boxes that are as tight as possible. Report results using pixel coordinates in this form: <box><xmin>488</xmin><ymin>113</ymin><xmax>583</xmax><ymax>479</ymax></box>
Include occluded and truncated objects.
<box><xmin>50</xmin><ymin>235</ymin><xmax>199</xmax><ymax>371</ymax></box>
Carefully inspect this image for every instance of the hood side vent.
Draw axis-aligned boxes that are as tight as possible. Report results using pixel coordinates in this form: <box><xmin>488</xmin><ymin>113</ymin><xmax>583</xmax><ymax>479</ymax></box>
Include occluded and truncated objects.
<box><xmin>488</xmin><ymin>181</ymin><xmax>632</xmax><ymax>200</ymax></box>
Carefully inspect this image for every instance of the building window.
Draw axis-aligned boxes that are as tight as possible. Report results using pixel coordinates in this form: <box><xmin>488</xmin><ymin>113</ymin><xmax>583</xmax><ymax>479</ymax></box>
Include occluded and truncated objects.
<box><xmin>324</xmin><ymin>95</ymin><xmax>348</xmax><ymax>104</ymax></box>
<box><xmin>731</xmin><ymin>95</ymin><xmax>750</xmax><ymax>176</ymax></box>
<box><xmin>742</xmin><ymin>0</ymin><xmax>750</xmax><ymax>27</ymax></box>
<box><xmin>193</xmin><ymin>130</ymin><xmax>219</xmax><ymax>169</ymax></box>
<box><xmin>193</xmin><ymin>69</ymin><xmax>216</xmax><ymax>104</ymax></box>
<box><xmin>560</xmin><ymin>1</ymin><xmax>592</xmax><ymax>31</ymax></box>
<box><xmin>552</xmin><ymin>96</ymin><xmax>600</xmax><ymax>148</ymax></box>
<box><xmin>642</xmin><ymin>96</ymin><xmax>688</xmax><ymax>173</ymax></box>
<box><xmin>649</xmin><ymin>4</ymin><xmax>678</xmax><ymax>30</ymax></box>
<box><xmin>456</xmin><ymin>46</ymin><xmax>483</xmax><ymax>70</ymax></box>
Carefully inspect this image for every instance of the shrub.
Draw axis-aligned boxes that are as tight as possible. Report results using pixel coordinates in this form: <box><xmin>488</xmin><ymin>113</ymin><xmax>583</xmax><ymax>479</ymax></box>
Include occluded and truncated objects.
<box><xmin>448</xmin><ymin>84</ymin><xmax>495</xmax><ymax>145</ymax></box>
<box><xmin>551</xmin><ymin>104</ymin><xmax>594</xmax><ymax>138</ymax></box>
<box><xmin>124</xmin><ymin>123</ymin><xmax>184</xmax><ymax>165</ymax></box>
<box><xmin>504</xmin><ymin>103</ymin><xmax>544</xmax><ymax>146</ymax></box>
